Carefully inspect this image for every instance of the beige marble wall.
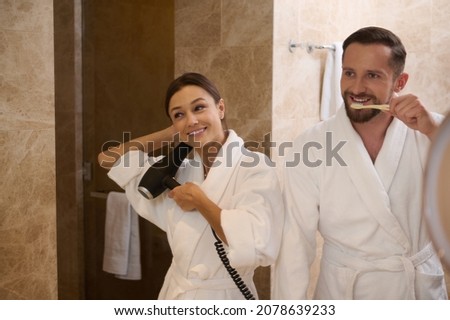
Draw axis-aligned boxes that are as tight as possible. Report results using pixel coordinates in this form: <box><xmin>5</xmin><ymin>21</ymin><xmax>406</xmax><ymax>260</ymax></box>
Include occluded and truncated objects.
<box><xmin>273</xmin><ymin>0</ymin><xmax>450</xmax><ymax>298</ymax></box>
<box><xmin>0</xmin><ymin>0</ymin><xmax>57</xmax><ymax>299</ymax></box>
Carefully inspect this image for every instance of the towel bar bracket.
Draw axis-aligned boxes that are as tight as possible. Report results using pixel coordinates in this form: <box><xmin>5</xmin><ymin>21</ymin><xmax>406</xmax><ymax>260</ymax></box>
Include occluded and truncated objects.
<box><xmin>289</xmin><ymin>40</ymin><xmax>335</xmax><ymax>54</ymax></box>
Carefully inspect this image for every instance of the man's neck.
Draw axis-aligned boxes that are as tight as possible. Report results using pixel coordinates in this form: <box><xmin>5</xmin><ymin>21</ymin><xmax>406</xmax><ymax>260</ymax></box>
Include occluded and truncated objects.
<box><xmin>351</xmin><ymin>113</ymin><xmax>394</xmax><ymax>162</ymax></box>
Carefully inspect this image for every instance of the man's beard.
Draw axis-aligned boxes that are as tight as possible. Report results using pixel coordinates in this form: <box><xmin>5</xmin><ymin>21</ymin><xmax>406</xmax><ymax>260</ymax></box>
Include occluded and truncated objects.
<box><xmin>345</xmin><ymin>105</ymin><xmax>381</xmax><ymax>123</ymax></box>
<box><xmin>343</xmin><ymin>92</ymin><xmax>384</xmax><ymax>123</ymax></box>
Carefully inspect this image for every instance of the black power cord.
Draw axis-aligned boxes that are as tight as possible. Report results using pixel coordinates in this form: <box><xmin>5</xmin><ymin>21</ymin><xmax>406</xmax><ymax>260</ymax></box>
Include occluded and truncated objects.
<box><xmin>211</xmin><ymin>228</ymin><xmax>255</xmax><ymax>300</ymax></box>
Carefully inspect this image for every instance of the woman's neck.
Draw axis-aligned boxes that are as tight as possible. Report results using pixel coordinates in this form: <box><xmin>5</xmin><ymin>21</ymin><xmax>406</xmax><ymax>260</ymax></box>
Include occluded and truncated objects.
<box><xmin>197</xmin><ymin>130</ymin><xmax>229</xmax><ymax>175</ymax></box>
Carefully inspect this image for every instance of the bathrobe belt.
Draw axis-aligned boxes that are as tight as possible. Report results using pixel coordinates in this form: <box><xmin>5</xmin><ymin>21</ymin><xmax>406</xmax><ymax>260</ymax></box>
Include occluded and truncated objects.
<box><xmin>168</xmin><ymin>263</ymin><xmax>254</xmax><ymax>299</ymax></box>
<box><xmin>323</xmin><ymin>242</ymin><xmax>435</xmax><ymax>299</ymax></box>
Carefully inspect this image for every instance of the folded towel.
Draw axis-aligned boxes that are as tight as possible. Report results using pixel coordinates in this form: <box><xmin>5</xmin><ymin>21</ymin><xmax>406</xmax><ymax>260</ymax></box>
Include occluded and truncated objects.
<box><xmin>320</xmin><ymin>42</ymin><xmax>344</xmax><ymax>120</ymax></box>
<box><xmin>103</xmin><ymin>191</ymin><xmax>142</xmax><ymax>280</ymax></box>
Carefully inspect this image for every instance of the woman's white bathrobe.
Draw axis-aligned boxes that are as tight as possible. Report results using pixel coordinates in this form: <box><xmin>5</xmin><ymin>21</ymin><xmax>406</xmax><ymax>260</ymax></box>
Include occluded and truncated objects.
<box><xmin>272</xmin><ymin>107</ymin><xmax>448</xmax><ymax>300</ymax></box>
<box><xmin>108</xmin><ymin>130</ymin><xmax>283</xmax><ymax>299</ymax></box>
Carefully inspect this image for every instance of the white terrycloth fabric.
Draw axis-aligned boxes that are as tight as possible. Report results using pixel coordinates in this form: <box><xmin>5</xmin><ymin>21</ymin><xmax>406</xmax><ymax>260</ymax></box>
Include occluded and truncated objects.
<box><xmin>320</xmin><ymin>42</ymin><xmax>343</xmax><ymax>121</ymax></box>
<box><xmin>103</xmin><ymin>191</ymin><xmax>142</xmax><ymax>280</ymax></box>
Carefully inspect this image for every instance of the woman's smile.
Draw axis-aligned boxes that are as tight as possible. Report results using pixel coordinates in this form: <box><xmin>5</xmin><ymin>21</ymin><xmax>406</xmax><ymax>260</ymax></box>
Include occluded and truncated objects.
<box><xmin>187</xmin><ymin>127</ymin><xmax>206</xmax><ymax>137</ymax></box>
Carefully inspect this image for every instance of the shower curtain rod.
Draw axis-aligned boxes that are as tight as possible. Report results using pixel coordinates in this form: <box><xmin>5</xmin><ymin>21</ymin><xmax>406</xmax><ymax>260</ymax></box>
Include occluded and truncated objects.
<box><xmin>289</xmin><ymin>40</ymin><xmax>336</xmax><ymax>53</ymax></box>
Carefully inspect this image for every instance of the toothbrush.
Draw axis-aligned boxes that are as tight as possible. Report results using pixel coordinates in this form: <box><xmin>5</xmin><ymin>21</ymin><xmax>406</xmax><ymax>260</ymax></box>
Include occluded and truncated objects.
<box><xmin>350</xmin><ymin>103</ymin><xmax>390</xmax><ymax>111</ymax></box>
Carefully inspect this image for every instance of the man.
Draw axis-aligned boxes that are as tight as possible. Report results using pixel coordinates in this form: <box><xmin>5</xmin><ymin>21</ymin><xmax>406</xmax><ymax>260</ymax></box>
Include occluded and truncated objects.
<box><xmin>272</xmin><ymin>26</ymin><xmax>448</xmax><ymax>299</ymax></box>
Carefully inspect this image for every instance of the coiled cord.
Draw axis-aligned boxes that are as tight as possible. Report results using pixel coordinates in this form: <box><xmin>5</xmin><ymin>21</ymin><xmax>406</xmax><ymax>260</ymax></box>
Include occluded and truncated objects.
<box><xmin>211</xmin><ymin>228</ymin><xmax>255</xmax><ymax>300</ymax></box>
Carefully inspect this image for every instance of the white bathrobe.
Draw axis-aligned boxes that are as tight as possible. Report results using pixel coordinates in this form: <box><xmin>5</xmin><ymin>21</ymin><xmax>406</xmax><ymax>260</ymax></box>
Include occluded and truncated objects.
<box><xmin>272</xmin><ymin>107</ymin><xmax>448</xmax><ymax>300</ymax></box>
<box><xmin>108</xmin><ymin>130</ymin><xmax>283</xmax><ymax>299</ymax></box>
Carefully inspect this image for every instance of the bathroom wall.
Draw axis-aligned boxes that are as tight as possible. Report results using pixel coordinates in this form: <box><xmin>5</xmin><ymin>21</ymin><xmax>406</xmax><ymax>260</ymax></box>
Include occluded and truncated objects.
<box><xmin>273</xmin><ymin>0</ymin><xmax>450</xmax><ymax>297</ymax></box>
<box><xmin>173</xmin><ymin>0</ymin><xmax>274</xmax><ymax>299</ymax></box>
<box><xmin>0</xmin><ymin>0</ymin><xmax>57</xmax><ymax>299</ymax></box>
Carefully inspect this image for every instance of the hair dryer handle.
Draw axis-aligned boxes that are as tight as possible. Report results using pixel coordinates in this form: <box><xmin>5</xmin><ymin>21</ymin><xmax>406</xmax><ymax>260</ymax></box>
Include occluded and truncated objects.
<box><xmin>162</xmin><ymin>176</ymin><xmax>180</xmax><ymax>190</ymax></box>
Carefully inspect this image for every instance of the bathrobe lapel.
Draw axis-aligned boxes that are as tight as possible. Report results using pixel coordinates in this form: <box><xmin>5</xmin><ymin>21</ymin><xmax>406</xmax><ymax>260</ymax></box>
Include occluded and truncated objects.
<box><xmin>171</xmin><ymin>130</ymin><xmax>244</xmax><ymax>274</ymax></box>
<box><xmin>202</xmin><ymin>130</ymin><xmax>243</xmax><ymax>205</ymax></box>
<box><xmin>336</xmin><ymin>108</ymin><xmax>410</xmax><ymax>250</ymax></box>
<box><xmin>374</xmin><ymin>117</ymin><xmax>407</xmax><ymax>192</ymax></box>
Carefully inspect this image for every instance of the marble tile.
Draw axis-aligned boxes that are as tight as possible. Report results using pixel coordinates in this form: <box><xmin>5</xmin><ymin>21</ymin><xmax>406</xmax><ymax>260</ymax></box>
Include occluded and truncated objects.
<box><xmin>222</xmin><ymin>0</ymin><xmax>273</xmax><ymax>47</ymax></box>
<box><xmin>373</xmin><ymin>0</ymin><xmax>432</xmax><ymax>53</ymax></box>
<box><xmin>228</xmin><ymin>118</ymin><xmax>272</xmax><ymax>151</ymax></box>
<box><xmin>0</xmin><ymin>129</ymin><xmax>57</xmax><ymax>299</ymax></box>
<box><xmin>405</xmin><ymin>52</ymin><xmax>450</xmax><ymax>115</ymax></box>
<box><xmin>176</xmin><ymin>46</ymin><xmax>272</xmax><ymax>121</ymax></box>
<box><xmin>0</xmin><ymin>29</ymin><xmax>54</xmax><ymax>130</ymax></box>
<box><xmin>431</xmin><ymin>0</ymin><xmax>450</xmax><ymax>54</ymax></box>
<box><xmin>273</xmin><ymin>0</ymin><xmax>300</xmax><ymax>48</ymax></box>
<box><xmin>175</xmin><ymin>0</ymin><xmax>221</xmax><ymax>47</ymax></box>
<box><xmin>273</xmin><ymin>46</ymin><xmax>322</xmax><ymax>120</ymax></box>
<box><xmin>1</xmin><ymin>0</ymin><xmax>56</xmax><ymax>300</ymax></box>
<box><xmin>0</xmin><ymin>0</ymin><xmax>53</xmax><ymax>33</ymax></box>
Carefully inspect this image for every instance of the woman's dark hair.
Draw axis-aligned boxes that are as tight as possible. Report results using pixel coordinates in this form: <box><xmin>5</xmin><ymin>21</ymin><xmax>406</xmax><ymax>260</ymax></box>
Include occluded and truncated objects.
<box><xmin>164</xmin><ymin>72</ymin><xmax>222</xmax><ymax>117</ymax></box>
<box><xmin>342</xmin><ymin>26</ymin><xmax>407</xmax><ymax>77</ymax></box>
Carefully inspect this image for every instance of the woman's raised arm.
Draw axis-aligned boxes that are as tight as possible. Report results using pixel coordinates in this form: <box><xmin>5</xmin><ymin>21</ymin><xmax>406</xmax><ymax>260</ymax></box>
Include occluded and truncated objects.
<box><xmin>97</xmin><ymin>125</ymin><xmax>177</xmax><ymax>169</ymax></box>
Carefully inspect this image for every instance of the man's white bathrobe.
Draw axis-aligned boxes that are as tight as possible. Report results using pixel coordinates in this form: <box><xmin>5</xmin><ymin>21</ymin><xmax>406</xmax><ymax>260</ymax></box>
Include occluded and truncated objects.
<box><xmin>272</xmin><ymin>107</ymin><xmax>448</xmax><ymax>299</ymax></box>
<box><xmin>108</xmin><ymin>130</ymin><xmax>283</xmax><ymax>299</ymax></box>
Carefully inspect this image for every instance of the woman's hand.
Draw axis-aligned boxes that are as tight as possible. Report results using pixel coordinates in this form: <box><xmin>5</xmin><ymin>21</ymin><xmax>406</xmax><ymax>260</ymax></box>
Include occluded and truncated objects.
<box><xmin>168</xmin><ymin>182</ymin><xmax>203</xmax><ymax>211</ymax></box>
<box><xmin>168</xmin><ymin>182</ymin><xmax>227</xmax><ymax>243</ymax></box>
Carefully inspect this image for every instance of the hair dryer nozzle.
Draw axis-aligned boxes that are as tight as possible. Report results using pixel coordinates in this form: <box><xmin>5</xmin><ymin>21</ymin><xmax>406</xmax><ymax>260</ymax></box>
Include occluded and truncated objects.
<box><xmin>137</xmin><ymin>186</ymin><xmax>153</xmax><ymax>200</ymax></box>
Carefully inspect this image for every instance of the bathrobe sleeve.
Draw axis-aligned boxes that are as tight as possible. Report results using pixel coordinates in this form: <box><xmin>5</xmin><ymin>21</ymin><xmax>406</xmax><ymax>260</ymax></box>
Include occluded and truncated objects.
<box><xmin>271</xmin><ymin>131</ymin><xmax>322</xmax><ymax>300</ymax></box>
<box><xmin>220</xmin><ymin>153</ymin><xmax>284</xmax><ymax>269</ymax></box>
<box><xmin>107</xmin><ymin>150</ymin><xmax>170</xmax><ymax>232</ymax></box>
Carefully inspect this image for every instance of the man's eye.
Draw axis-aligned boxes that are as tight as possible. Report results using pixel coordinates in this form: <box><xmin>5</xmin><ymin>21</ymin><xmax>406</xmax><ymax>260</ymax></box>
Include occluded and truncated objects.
<box><xmin>344</xmin><ymin>71</ymin><xmax>354</xmax><ymax>77</ymax></box>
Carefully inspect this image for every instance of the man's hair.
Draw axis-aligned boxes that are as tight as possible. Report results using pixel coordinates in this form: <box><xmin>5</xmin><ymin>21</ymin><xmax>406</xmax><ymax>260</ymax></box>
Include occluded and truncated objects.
<box><xmin>342</xmin><ymin>26</ymin><xmax>407</xmax><ymax>77</ymax></box>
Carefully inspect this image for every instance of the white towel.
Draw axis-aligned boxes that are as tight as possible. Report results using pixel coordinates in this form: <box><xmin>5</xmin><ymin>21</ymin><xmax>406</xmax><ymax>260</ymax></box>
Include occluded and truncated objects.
<box><xmin>103</xmin><ymin>191</ymin><xmax>142</xmax><ymax>280</ymax></box>
<box><xmin>320</xmin><ymin>41</ymin><xmax>344</xmax><ymax>120</ymax></box>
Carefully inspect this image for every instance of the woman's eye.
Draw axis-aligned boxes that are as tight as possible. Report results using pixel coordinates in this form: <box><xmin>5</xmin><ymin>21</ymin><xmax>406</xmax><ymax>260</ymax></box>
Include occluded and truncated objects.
<box><xmin>173</xmin><ymin>112</ymin><xmax>183</xmax><ymax>119</ymax></box>
<box><xmin>194</xmin><ymin>105</ymin><xmax>205</xmax><ymax>111</ymax></box>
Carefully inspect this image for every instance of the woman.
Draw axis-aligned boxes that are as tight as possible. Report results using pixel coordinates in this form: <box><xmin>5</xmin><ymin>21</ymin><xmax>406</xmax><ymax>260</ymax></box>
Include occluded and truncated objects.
<box><xmin>98</xmin><ymin>72</ymin><xmax>284</xmax><ymax>299</ymax></box>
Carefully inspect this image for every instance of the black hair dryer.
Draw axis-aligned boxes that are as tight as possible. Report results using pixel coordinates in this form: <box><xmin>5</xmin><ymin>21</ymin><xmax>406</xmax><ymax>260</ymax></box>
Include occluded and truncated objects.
<box><xmin>137</xmin><ymin>142</ymin><xmax>193</xmax><ymax>199</ymax></box>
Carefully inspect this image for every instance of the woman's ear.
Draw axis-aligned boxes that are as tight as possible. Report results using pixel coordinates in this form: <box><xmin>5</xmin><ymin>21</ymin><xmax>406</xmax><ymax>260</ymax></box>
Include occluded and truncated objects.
<box><xmin>394</xmin><ymin>72</ymin><xmax>409</xmax><ymax>92</ymax></box>
<box><xmin>218</xmin><ymin>98</ymin><xmax>225</xmax><ymax>119</ymax></box>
